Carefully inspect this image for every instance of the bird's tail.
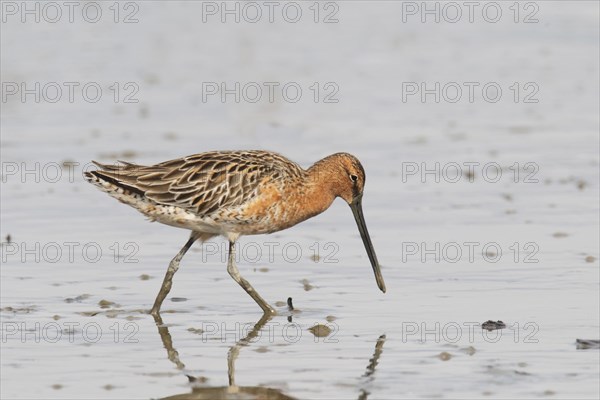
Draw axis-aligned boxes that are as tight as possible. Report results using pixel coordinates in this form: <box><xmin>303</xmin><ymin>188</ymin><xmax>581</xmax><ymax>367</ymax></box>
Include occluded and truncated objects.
<box><xmin>84</xmin><ymin>161</ymin><xmax>149</xmax><ymax>207</ymax></box>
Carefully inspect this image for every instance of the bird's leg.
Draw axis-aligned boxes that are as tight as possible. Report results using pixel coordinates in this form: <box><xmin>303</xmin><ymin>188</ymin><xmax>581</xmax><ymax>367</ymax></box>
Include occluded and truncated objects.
<box><xmin>150</xmin><ymin>234</ymin><xmax>197</xmax><ymax>316</ymax></box>
<box><xmin>227</xmin><ymin>240</ymin><xmax>276</xmax><ymax>315</ymax></box>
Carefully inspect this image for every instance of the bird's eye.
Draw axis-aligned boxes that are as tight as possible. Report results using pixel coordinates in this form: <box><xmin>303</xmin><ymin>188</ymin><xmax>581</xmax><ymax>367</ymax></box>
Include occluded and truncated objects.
<box><xmin>349</xmin><ymin>174</ymin><xmax>358</xmax><ymax>182</ymax></box>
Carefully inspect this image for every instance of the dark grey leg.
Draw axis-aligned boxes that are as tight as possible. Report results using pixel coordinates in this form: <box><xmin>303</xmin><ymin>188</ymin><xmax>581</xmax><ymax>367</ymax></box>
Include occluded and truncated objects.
<box><xmin>227</xmin><ymin>240</ymin><xmax>275</xmax><ymax>315</ymax></box>
<box><xmin>150</xmin><ymin>234</ymin><xmax>197</xmax><ymax>316</ymax></box>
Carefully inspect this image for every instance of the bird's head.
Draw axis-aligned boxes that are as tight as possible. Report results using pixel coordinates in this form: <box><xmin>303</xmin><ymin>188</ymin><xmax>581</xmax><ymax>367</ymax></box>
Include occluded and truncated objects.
<box><xmin>315</xmin><ymin>153</ymin><xmax>386</xmax><ymax>293</ymax></box>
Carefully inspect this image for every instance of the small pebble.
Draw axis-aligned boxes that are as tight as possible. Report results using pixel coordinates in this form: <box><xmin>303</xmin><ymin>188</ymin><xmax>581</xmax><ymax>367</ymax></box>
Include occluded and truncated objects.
<box><xmin>438</xmin><ymin>352</ymin><xmax>452</xmax><ymax>361</ymax></box>
<box><xmin>65</xmin><ymin>294</ymin><xmax>90</xmax><ymax>303</ymax></box>
<box><xmin>308</xmin><ymin>324</ymin><xmax>331</xmax><ymax>337</ymax></box>
<box><xmin>186</xmin><ymin>375</ymin><xmax>208</xmax><ymax>384</ymax></box>
<box><xmin>301</xmin><ymin>279</ymin><xmax>314</xmax><ymax>291</ymax></box>
<box><xmin>170</xmin><ymin>297</ymin><xmax>187</xmax><ymax>302</ymax></box>
<box><xmin>79</xmin><ymin>311</ymin><xmax>99</xmax><ymax>317</ymax></box>
<box><xmin>98</xmin><ymin>299</ymin><xmax>115</xmax><ymax>309</ymax></box>
<box><xmin>482</xmin><ymin>320</ymin><xmax>506</xmax><ymax>331</ymax></box>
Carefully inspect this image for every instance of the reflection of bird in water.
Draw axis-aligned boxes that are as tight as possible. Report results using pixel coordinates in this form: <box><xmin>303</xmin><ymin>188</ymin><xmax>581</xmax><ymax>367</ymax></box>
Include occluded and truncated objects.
<box><xmin>156</xmin><ymin>313</ymin><xmax>297</xmax><ymax>400</ymax></box>
<box><xmin>85</xmin><ymin>151</ymin><xmax>385</xmax><ymax>316</ymax></box>
<box><xmin>154</xmin><ymin>313</ymin><xmax>386</xmax><ymax>400</ymax></box>
<box><xmin>358</xmin><ymin>334</ymin><xmax>386</xmax><ymax>400</ymax></box>
<box><xmin>162</xmin><ymin>380</ymin><xmax>296</xmax><ymax>400</ymax></box>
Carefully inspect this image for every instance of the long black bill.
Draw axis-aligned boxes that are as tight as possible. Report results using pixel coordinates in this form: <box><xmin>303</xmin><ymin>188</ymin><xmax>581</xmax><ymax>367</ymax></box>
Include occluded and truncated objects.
<box><xmin>350</xmin><ymin>195</ymin><xmax>386</xmax><ymax>293</ymax></box>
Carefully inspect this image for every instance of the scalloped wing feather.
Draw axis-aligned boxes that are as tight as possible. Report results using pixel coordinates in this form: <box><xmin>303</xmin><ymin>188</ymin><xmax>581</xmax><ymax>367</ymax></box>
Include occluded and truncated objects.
<box><xmin>90</xmin><ymin>151</ymin><xmax>304</xmax><ymax>218</ymax></box>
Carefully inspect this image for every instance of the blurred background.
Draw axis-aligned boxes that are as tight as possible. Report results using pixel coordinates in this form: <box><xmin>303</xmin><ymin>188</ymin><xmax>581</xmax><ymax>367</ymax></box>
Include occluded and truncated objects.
<box><xmin>1</xmin><ymin>1</ymin><xmax>599</xmax><ymax>399</ymax></box>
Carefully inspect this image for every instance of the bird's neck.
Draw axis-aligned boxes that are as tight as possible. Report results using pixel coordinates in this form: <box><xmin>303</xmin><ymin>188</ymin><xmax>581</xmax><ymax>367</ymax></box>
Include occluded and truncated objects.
<box><xmin>274</xmin><ymin>158</ymin><xmax>343</xmax><ymax>230</ymax></box>
<box><xmin>298</xmin><ymin>159</ymin><xmax>342</xmax><ymax>216</ymax></box>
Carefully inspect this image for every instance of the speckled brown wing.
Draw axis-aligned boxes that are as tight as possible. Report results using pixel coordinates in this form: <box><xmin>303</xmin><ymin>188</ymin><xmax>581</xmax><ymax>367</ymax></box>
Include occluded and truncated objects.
<box><xmin>91</xmin><ymin>151</ymin><xmax>304</xmax><ymax>217</ymax></box>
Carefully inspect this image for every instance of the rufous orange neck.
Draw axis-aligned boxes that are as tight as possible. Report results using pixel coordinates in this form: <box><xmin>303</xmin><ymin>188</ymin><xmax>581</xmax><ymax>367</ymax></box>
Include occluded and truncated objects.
<box><xmin>302</xmin><ymin>157</ymin><xmax>346</xmax><ymax>213</ymax></box>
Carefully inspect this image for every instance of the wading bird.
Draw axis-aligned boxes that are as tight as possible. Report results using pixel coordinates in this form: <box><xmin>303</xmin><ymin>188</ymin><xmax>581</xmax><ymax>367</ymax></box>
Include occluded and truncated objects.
<box><xmin>85</xmin><ymin>151</ymin><xmax>386</xmax><ymax>316</ymax></box>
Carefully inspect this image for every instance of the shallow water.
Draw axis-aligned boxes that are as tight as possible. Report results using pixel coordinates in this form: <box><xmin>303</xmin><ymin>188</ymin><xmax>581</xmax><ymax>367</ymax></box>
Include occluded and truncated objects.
<box><xmin>1</xmin><ymin>2</ymin><xmax>599</xmax><ymax>399</ymax></box>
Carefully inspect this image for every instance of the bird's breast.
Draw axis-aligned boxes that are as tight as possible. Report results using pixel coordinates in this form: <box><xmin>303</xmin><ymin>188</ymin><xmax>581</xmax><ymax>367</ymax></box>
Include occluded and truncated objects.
<box><xmin>223</xmin><ymin>182</ymin><xmax>335</xmax><ymax>235</ymax></box>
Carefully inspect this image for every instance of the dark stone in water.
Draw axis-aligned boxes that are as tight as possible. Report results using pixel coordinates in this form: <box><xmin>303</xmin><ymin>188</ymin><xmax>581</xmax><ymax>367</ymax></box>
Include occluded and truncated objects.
<box><xmin>170</xmin><ymin>297</ymin><xmax>187</xmax><ymax>302</ymax></box>
<box><xmin>64</xmin><ymin>294</ymin><xmax>91</xmax><ymax>303</ymax></box>
<box><xmin>576</xmin><ymin>339</ymin><xmax>600</xmax><ymax>349</ymax></box>
<box><xmin>482</xmin><ymin>320</ymin><xmax>506</xmax><ymax>331</ymax></box>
